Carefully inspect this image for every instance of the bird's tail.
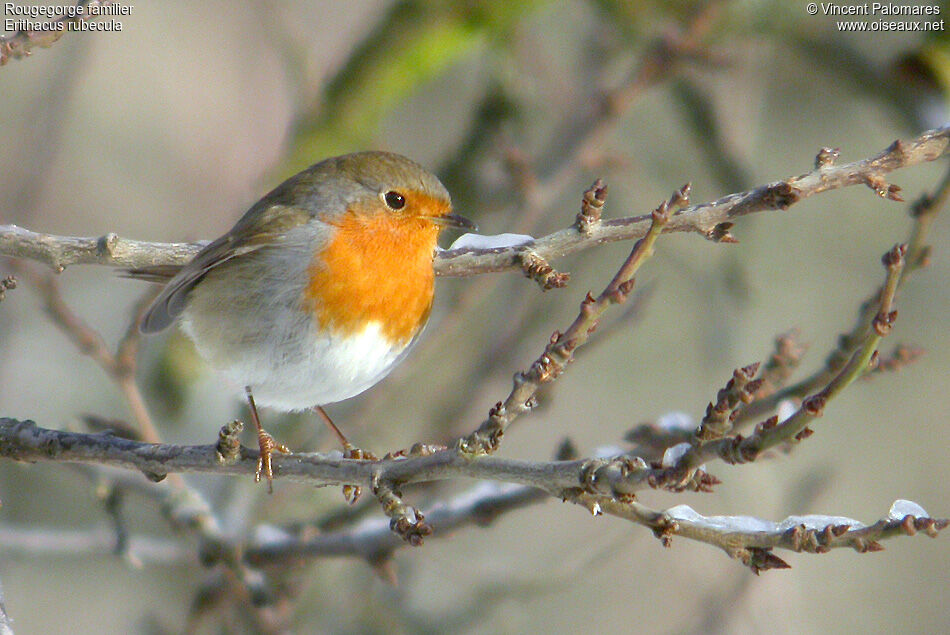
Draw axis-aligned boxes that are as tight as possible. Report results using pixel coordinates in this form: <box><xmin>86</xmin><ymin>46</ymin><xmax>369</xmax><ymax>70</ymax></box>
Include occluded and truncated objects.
<box><xmin>121</xmin><ymin>264</ymin><xmax>183</xmax><ymax>283</ymax></box>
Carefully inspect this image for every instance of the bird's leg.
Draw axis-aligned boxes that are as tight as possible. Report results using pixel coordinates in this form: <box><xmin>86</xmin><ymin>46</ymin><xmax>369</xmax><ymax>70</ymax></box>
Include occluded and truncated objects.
<box><xmin>246</xmin><ymin>386</ymin><xmax>289</xmax><ymax>493</ymax></box>
<box><xmin>314</xmin><ymin>405</ymin><xmax>376</xmax><ymax>503</ymax></box>
<box><xmin>314</xmin><ymin>405</ymin><xmax>378</xmax><ymax>460</ymax></box>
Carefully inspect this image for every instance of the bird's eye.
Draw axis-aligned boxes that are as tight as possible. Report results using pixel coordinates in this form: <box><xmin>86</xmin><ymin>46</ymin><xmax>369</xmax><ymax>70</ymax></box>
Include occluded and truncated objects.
<box><xmin>383</xmin><ymin>190</ymin><xmax>406</xmax><ymax>210</ymax></box>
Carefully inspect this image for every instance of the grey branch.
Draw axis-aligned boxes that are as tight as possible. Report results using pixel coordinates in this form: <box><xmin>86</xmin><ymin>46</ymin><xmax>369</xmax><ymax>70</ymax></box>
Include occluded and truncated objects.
<box><xmin>2</xmin><ymin>126</ymin><xmax>948</xmax><ymax>275</ymax></box>
<box><xmin>0</xmin><ymin>418</ymin><xmax>598</xmax><ymax>495</ymax></box>
<box><xmin>0</xmin><ymin>524</ymin><xmax>188</xmax><ymax>566</ymax></box>
<box><xmin>0</xmin><ymin>484</ymin><xmax>543</xmax><ymax>567</ymax></box>
<box><xmin>0</xmin><ymin>569</ymin><xmax>12</xmax><ymax>635</ymax></box>
<box><xmin>0</xmin><ymin>1</ymin><xmax>109</xmax><ymax>66</ymax></box>
<box><xmin>581</xmin><ymin>496</ymin><xmax>947</xmax><ymax>574</ymax></box>
<box><xmin>246</xmin><ymin>482</ymin><xmax>546</xmax><ymax>564</ymax></box>
<box><xmin>1</xmin><ymin>418</ymin><xmax>943</xmax><ymax>569</ymax></box>
<box><xmin>0</xmin><ymin>0</ymin><xmax>109</xmax><ymax>66</ymax></box>
<box><xmin>2</xmin><ymin>128</ymin><xmax>948</xmax><ymax>572</ymax></box>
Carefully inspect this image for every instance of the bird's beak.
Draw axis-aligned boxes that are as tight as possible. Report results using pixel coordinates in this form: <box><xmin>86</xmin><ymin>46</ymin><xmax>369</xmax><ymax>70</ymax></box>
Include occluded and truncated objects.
<box><xmin>432</xmin><ymin>213</ymin><xmax>478</xmax><ymax>231</ymax></box>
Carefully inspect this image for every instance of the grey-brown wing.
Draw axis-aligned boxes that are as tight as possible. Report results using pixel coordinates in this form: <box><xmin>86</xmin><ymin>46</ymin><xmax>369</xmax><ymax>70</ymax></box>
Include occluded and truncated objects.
<box><xmin>123</xmin><ymin>264</ymin><xmax>184</xmax><ymax>284</ymax></box>
<box><xmin>139</xmin><ymin>203</ymin><xmax>311</xmax><ymax>334</ymax></box>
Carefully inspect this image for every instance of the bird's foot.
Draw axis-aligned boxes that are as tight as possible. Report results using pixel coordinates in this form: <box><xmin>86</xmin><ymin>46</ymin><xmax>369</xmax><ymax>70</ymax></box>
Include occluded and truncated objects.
<box><xmin>255</xmin><ymin>428</ymin><xmax>290</xmax><ymax>493</ymax></box>
<box><xmin>340</xmin><ymin>443</ymin><xmax>379</xmax><ymax>504</ymax></box>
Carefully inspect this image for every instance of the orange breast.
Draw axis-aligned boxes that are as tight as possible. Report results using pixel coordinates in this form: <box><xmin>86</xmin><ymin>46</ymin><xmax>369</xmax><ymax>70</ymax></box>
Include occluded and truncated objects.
<box><xmin>305</xmin><ymin>204</ymin><xmax>441</xmax><ymax>345</ymax></box>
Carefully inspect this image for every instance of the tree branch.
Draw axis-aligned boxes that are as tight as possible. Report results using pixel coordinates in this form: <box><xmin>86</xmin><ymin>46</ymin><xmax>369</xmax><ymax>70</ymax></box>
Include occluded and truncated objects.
<box><xmin>246</xmin><ymin>482</ymin><xmax>546</xmax><ymax>565</ymax></box>
<box><xmin>0</xmin><ymin>417</ymin><xmax>609</xmax><ymax>495</ymax></box>
<box><xmin>459</xmin><ymin>184</ymin><xmax>683</xmax><ymax>454</ymax></box>
<box><xmin>2</xmin><ymin>128</ymin><xmax>948</xmax><ymax>573</ymax></box>
<box><xmin>0</xmin><ymin>231</ymin><xmax>943</xmax><ymax>565</ymax></box>
<box><xmin>0</xmin><ymin>570</ymin><xmax>12</xmax><ymax>635</ymax></box>
<box><xmin>2</xmin><ymin>421</ymin><xmax>942</xmax><ymax>572</ymax></box>
<box><xmin>0</xmin><ymin>523</ymin><xmax>188</xmax><ymax>566</ymax></box>
<box><xmin>0</xmin><ymin>0</ymin><xmax>110</xmax><ymax>66</ymax></box>
<box><xmin>577</xmin><ymin>496</ymin><xmax>947</xmax><ymax>574</ymax></box>
<box><xmin>2</xmin><ymin>126</ymin><xmax>947</xmax><ymax>275</ymax></box>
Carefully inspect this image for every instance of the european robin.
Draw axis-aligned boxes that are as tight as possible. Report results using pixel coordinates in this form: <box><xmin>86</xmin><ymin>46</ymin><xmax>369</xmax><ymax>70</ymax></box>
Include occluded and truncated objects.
<box><xmin>133</xmin><ymin>152</ymin><xmax>475</xmax><ymax>487</ymax></box>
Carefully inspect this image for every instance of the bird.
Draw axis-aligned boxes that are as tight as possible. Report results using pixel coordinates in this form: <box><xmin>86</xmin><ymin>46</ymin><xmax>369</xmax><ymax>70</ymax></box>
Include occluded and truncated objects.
<box><xmin>131</xmin><ymin>151</ymin><xmax>475</xmax><ymax>488</ymax></box>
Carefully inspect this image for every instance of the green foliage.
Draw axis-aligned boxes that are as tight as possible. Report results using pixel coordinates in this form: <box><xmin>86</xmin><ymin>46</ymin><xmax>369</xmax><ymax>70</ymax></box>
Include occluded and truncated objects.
<box><xmin>281</xmin><ymin>0</ymin><xmax>546</xmax><ymax>175</ymax></box>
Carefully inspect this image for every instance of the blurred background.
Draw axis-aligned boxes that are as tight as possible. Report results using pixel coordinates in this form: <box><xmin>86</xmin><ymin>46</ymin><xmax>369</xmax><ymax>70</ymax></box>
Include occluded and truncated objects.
<box><xmin>1</xmin><ymin>0</ymin><xmax>948</xmax><ymax>633</ymax></box>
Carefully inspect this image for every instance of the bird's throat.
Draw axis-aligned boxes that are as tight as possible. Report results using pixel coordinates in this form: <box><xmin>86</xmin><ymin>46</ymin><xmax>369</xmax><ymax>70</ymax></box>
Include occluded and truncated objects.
<box><xmin>305</xmin><ymin>212</ymin><xmax>437</xmax><ymax>344</ymax></box>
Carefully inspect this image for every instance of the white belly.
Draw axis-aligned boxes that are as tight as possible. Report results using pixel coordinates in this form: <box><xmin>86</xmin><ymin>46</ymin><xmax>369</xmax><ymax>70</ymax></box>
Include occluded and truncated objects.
<box><xmin>183</xmin><ymin>316</ymin><xmax>411</xmax><ymax>411</ymax></box>
<box><xmin>177</xmin><ymin>233</ymin><xmax>419</xmax><ymax>411</ymax></box>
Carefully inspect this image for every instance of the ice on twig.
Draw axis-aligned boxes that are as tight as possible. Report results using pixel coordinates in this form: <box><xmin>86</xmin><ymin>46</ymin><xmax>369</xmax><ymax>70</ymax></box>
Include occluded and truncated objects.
<box><xmin>594</xmin><ymin>444</ymin><xmax>626</xmax><ymax>459</ymax></box>
<box><xmin>777</xmin><ymin>399</ymin><xmax>797</xmax><ymax>422</ymax></box>
<box><xmin>887</xmin><ymin>499</ymin><xmax>929</xmax><ymax>520</ymax></box>
<box><xmin>252</xmin><ymin>524</ymin><xmax>294</xmax><ymax>546</ymax></box>
<box><xmin>777</xmin><ymin>515</ymin><xmax>864</xmax><ymax>531</ymax></box>
<box><xmin>447</xmin><ymin>233</ymin><xmax>535</xmax><ymax>251</ymax></box>
<box><xmin>436</xmin><ymin>481</ymin><xmax>525</xmax><ymax>513</ymax></box>
<box><xmin>656</xmin><ymin>411</ymin><xmax>694</xmax><ymax>431</ymax></box>
<box><xmin>661</xmin><ymin>442</ymin><xmax>691</xmax><ymax>468</ymax></box>
<box><xmin>664</xmin><ymin>505</ymin><xmax>866</xmax><ymax>533</ymax></box>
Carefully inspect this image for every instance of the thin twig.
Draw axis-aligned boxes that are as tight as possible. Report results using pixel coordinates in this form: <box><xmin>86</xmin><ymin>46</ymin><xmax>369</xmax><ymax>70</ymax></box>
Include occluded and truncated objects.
<box><xmin>573</xmin><ymin>495</ymin><xmax>946</xmax><ymax>574</ymax></box>
<box><xmin>13</xmin><ymin>263</ymin><xmax>164</xmax><ymax>445</ymax></box>
<box><xmin>0</xmin><ymin>570</ymin><xmax>12</xmax><ymax>635</ymax></box>
<box><xmin>0</xmin><ymin>523</ymin><xmax>188</xmax><ymax>564</ymax></box>
<box><xmin>459</xmin><ymin>184</ymin><xmax>685</xmax><ymax>454</ymax></box>
<box><xmin>650</xmin><ymin>245</ymin><xmax>906</xmax><ymax>489</ymax></box>
<box><xmin>1</xmin><ymin>426</ymin><xmax>940</xmax><ymax>573</ymax></box>
<box><xmin>4</xmin><ymin>267</ymin><xmax>281</xmax><ymax>621</ymax></box>
<box><xmin>1</xmin><ymin>136</ymin><xmax>947</xmax><ymax>575</ymax></box>
<box><xmin>733</xmin><ymin>160</ymin><xmax>950</xmax><ymax>429</ymax></box>
<box><xmin>2</xmin><ymin>127</ymin><xmax>946</xmax><ymax>275</ymax></box>
<box><xmin>0</xmin><ymin>206</ymin><xmax>932</xmax><ymax>503</ymax></box>
<box><xmin>0</xmin><ymin>0</ymin><xmax>110</xmax><ymax>66</ymax></box>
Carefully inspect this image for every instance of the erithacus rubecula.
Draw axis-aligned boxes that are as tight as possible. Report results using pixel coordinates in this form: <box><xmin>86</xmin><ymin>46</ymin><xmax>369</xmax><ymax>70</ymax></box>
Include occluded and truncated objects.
<box><xmin>133</xmin><ymin>152</ymin><xmax>475</xmax><ymax>487</ymax></box>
